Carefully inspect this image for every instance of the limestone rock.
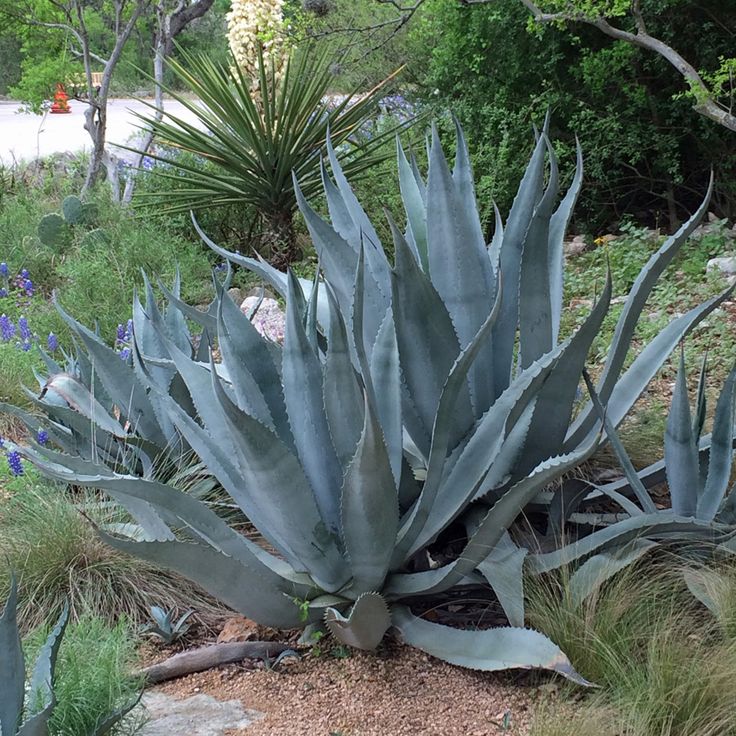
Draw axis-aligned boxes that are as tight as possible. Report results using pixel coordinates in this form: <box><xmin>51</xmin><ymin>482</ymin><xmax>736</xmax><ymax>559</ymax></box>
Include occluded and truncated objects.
<box><xmin>564</xmin><ymin>235</ymin><xmax>587</xmax><ymax>256</ymax></box>
<box><xmin>706</xmin><ymin>255</ymin><xmax>736</xmax><ymax>284</ymax></box>
<box><xmin>139</xmin><ymin>692</ymin><xmax>262</xmax><ymax>736</ymax></box>
<box><xmin>241</xmin><ymin>295</ymin><xmax>285</xmax><ymax>343</ymax></box>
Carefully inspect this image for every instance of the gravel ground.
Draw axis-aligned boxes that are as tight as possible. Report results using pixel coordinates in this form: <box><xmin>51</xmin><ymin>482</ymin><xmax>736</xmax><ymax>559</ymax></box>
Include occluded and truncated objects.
<box><xmin>151</xmin><ymin>641</ymin><xmax>542</xmax><ymax>736</ymax></box>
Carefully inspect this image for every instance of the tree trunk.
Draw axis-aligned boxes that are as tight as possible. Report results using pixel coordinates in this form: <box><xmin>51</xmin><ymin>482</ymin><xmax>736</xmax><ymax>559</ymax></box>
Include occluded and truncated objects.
<box><xmin>83</xmin><ymin>99</ymin><xmax>108</xmax><ymax>194</ymax></box>
<box><xmin>261</xmin><ymin>210</ymin><xmax>299</xmax><ymax>268</ymax></box>
<box><xmin>122</xmin><ymin>24</ymin><xmax>165</xmax><ymax>203</ymax></box>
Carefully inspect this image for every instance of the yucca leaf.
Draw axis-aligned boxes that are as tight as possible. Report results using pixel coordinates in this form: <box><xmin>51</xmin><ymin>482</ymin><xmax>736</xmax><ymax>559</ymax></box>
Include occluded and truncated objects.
<box><xmin>391</xmin><ymin>606</ymin><xmax>590</xmax><ymax>685</ymax></box>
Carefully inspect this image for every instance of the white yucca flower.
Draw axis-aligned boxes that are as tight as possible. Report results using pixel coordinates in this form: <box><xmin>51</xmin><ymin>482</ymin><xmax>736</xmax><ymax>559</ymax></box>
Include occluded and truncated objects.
<box><xmin>227</xmin><ymin>0</ymin><xmax>286</xmax><ymax>94</ymax></box>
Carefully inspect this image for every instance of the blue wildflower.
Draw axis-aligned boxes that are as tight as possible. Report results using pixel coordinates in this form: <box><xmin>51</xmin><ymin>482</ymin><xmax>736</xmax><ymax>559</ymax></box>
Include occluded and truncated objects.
<box><xmin>23</xmin><ymin>279</ymin><xmax>33</xmax><ymax>295</ymax></box>
<box><xmin>0</xmin><ymin>262</ymin><xmax>7</xmax><ymax>278</ymax></box>
<box><xmin>125</xmin><ymin>319</ymin><xmax>133</xmax><ymax>341</ymax></box>
<box><xmin>0</xmin><ymin>437</ymin><xmax>4</xmax><ymax>448</ymax></box>
<box><xmin>7</xmin><ymin>450</ymin><xmax>23</xmax><ymax>477</ymax></box>
<box><xmin>119</xmin><ymin>347</ymin><xmax>132</xmax><ymax>361</ymax></box>
<box><xmin>20</xmin><ymin>268</ymin><xmax>29</xmax><ymax>279</ymax></box>
<box><xmin>0</xmin><ymin>314</ymin><xmax>15</xmax><ymax>341</ymax></box>
<box><xmin>37</xmin><ymin>429</ymin><xmax>48</xmax><ymax>445</ymax></box>
<box><xmin>0</xmin><ymin>289</ymin><xmax>6</xmax><ymax>298</ymax></box>
<box><xmin>18</xmin><ymin>316</ymin><xmax>31</xmax><ymax>341</ymax></box>
<box><xmin>47</xmin><ymin>332</ymin><xmax>58</xmax><ymax>352</ymax></box>
<box><xmin>116</xmin><ymin>323</ymin><xmax>126</xmax><ymax>342</ymax></box>
<box><xmin>19</xmin><ymin>340</ymin><xmax>31</xmax><ymax>352</ymax></box>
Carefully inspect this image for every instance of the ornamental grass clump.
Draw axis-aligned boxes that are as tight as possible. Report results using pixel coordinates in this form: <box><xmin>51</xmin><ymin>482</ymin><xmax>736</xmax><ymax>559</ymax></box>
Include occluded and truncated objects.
<box><xmin>11</xmin><ymin>119</ymin><xmax>735</xmax><ymax>682</ymax></box>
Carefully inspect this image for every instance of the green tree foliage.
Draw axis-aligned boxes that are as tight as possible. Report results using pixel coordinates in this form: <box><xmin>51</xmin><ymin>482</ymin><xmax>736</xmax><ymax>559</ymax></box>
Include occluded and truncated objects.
<box><xmin>406</xmin><ymin>0</ymin><xmax>736</xmax><ymax>232</ymax></box>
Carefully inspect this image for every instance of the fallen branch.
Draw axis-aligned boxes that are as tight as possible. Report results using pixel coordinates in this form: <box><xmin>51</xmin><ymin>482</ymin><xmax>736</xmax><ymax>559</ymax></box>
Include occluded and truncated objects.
<box><xmin>138</xmin><ymin>641</ymin><xmax>291</xmax><ymax>685</ymax></box>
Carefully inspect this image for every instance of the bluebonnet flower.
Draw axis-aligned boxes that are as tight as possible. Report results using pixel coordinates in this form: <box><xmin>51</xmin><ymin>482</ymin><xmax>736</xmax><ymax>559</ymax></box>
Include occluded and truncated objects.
<box><xmin>0</xmin><ymin>262</ymin><xmax>7</xmax><ymax>278</ymax></box>
<box><xmin>142</xmin><ymin>156</ymin><xmax>155</xmax><ymax>171</ymax></box>
<box><xmin>19</xmin><ymin>340</ymin><xmax>31</xmax><ymax>352</ymax></box>
<box><xmin>0</xmin><ymin>314</ymin><xmax>15</xmax><ymax>341</ymax></box>
<box><xmin>20</xmin><ymin>268</ymin><xmax>29</xmax><ymax>279</ymax></box>
<box><xmin>0</xmin><ymin>289</ymin><xmax>7</xmax><ymax>298</ymax></box>
<box><xmin>37</xmin><ymin>429</ymin><xmax>48</xmax><ymax>445</ymax></box>
<box><xmin>116</xmin><ymin>323</ymin><xmax>126</xmax><ymax>342</ymax></box>
<box><xmin>7</xmin><ymin>450</ymin><xmax>23</xmax><ymax>477</ymax></box>
<box><xmin>119</xmin><ymin>347</ymin><xmax>132</xmax><ymax>362</ymax></box>
<box><xmin>0</xmin><ymin>437</ymin><xmax>4</xmax><ymax>449</ymax></box>
<box><xmin>18</xmin><ymin>316</ymin><xmax>31</xmax><ymax>341</ymax></box>
<box><xmin>23</xmin><ymin>279</ymin><xmax>33</xmax><ymax>296</ymax></box>
<box><xmin>126</xmin><ymin>319</ymin><xmax>133</xmax><ymax>341</ymax></box>
<box><xmin>47</xmin><ymin>332</ymin><xmax>58</xmax><ymax>352</ymax></box>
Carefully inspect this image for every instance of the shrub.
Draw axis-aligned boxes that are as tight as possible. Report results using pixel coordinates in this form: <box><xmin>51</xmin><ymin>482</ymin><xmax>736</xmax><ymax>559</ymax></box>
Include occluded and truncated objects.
<box><xmin>0</xmin><ymin>469</ymin><xmax>222</xmax><ymax>629</ymax></box>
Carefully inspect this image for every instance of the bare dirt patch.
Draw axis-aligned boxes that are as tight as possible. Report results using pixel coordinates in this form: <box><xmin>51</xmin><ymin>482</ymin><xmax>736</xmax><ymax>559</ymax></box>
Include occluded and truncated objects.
<box><xmin>149</xmin><ymin>641</ymin><xmax>542</xmax><ymax>736</ymax></box>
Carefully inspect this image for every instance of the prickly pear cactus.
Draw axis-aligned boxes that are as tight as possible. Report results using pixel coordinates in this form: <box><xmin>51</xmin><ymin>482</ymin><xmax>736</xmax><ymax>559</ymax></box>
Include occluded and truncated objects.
<box><xmin>62</xmin><ymin>195</ymin><xmax>85</xmax><ymax>225</ymax></box>
<box><xmin>38</xmin><ymin>213</ymin><xmax>66</xmax><ymax>247</ymax></box>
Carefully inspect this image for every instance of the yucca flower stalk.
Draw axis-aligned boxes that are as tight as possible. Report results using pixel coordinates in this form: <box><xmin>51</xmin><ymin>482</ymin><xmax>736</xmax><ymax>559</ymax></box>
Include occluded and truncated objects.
<box><xmin>227</xmin><ymin>0</ymin><xmax>286</xmax><ymax>93</ymax></box>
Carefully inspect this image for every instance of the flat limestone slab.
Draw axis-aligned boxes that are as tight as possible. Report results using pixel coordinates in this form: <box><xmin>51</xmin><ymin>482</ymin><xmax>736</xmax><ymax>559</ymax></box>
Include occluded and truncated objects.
<box><xmin>139</xmin><ymin>692</ymin><xmax>262</xmax><ymax>736</ymax></box>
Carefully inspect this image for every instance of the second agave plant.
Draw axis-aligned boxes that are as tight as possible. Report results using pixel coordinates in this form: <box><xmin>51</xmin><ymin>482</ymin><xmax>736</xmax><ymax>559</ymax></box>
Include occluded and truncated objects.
<box><xmin>12</xmin><ymin>119</ymin><xmax>734</xmax><ymax>685</ymax></box>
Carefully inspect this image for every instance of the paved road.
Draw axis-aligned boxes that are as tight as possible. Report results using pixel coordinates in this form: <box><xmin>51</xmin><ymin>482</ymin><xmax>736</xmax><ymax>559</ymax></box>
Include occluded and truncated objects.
<box><xmin>0</xmin><ymin>98</ymin><xmax>201</xmax><ymax>164</ymax></box>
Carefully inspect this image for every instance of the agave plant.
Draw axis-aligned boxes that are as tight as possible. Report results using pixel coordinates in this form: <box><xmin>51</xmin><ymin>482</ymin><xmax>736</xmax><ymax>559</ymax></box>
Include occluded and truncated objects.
<box><xmin>1</xmin><ymin>579</ymin><xmax>68</xmax><ymax>736</ymax></box>
<box><xmin>11</xmin><ymin>120</ymin><xmax>732</xmax><ymax>682</ymax></box>
<box><xmin>129</xmin><ymin>45</ymin><xmax>412</xmax><ymax>266</ymax></box>
<box><xmin>142</xmin><ymin>606</ymin><xmax>194</xmax><ymax>645</ymax></box>
<box><xmin>554</xmin><ymin>353</ymin><xmax>736</xmax><ymax>606</ymax></box>
<box><xmin>0</xmin><ymin>579</ymin><xmax>137</xmax><ymax>736</ymax></box>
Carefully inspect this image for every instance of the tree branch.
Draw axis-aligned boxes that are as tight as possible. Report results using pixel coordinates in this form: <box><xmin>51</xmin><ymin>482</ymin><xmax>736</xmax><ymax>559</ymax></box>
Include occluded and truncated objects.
<box><xmin>459</xmin><ymin>0</ymin><xmax>736</xmax><ymax>133</ymax></box>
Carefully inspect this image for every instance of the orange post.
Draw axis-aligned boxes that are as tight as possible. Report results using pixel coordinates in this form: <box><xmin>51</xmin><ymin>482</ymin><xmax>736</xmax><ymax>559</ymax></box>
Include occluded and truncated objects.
<box><xmin>50</xmin><ymin>83</ymin><xmax>71</xmax><ymax>114</ymax></box>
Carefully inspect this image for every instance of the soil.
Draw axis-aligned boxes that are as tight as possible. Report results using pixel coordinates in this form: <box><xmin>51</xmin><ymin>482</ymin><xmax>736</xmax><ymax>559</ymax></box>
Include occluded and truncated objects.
<box><xmin>147</xmin><ymin>639</ymin><xmax>546</xmax><ymax>736</ymax></box>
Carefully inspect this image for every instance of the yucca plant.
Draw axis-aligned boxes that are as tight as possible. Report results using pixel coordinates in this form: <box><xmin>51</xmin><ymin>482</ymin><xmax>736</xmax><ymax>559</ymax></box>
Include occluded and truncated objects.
<box><xmin>11</xmin><ymin>120</ymin><xmax>733</xmax><ymax>682</ymax></box>
<box><xmin>130</xmin><ymin>45</ymin><xmax>412</xmax><ymax>266</ymax></box>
